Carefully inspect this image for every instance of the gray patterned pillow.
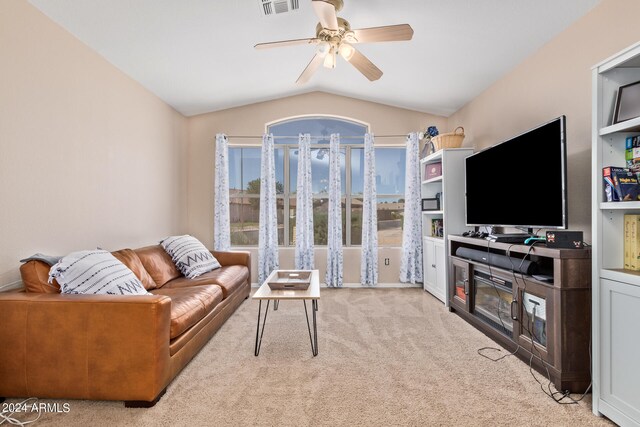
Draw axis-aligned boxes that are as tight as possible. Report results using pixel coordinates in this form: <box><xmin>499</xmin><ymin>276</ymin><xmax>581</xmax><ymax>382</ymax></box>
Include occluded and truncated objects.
<box><xmin>48</xmin><ymin>250</ymin><xmax>150</xmax><ymax>295</ymax></box>
<box><xmin>161</xmin><ymin>235</ymin><xmax>221</xmax><ymax>279</ymax></box>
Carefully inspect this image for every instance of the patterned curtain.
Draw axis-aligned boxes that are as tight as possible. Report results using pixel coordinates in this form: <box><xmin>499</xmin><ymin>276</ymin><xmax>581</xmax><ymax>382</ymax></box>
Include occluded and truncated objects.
<box><xmin>258</xmin><ymin>133</ymin><xmax>279</xmax><ymax>284</ymax></box>
<box><xmin>295</xmin><ymin>133</ymin><xmax>314</xmax><ymax>270</ymax></box>
<box><xmin>213</xmin><ymin>133</ymin><xmax>231</xmax><ymax>251</ymax></box>
<box><xmin>361</xmin><ymin>133</ymin><xmax>378</xmax><ymax>286</ymax></box>
<box><xmin>400</xmin><ymin>132</ymin><xmax>423</xmax><ymax>284</ymax></box>
<box><xmin>326</xmin><ymin>133</ymin><xmax>343</xmax><ymax>287</ymax></box>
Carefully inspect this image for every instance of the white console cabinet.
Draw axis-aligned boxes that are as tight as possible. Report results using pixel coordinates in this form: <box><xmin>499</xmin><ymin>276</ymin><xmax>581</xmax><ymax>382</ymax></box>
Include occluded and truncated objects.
<box><xmin>420</xmin><ymin>148</ymin><xmax>473</xmax><ymax>305</ymax></box>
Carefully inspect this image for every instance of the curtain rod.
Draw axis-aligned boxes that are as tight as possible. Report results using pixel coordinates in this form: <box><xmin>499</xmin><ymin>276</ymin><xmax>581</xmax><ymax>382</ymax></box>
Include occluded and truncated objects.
<box><xmin>220</xmin><ymin>134</ymin><xmax>412</xmax><ymax>139</ymax></box>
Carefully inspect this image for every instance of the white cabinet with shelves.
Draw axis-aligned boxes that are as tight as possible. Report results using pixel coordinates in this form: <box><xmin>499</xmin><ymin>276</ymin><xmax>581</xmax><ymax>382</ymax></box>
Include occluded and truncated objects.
<box><xmin>420</xmin><ymin>148</ymin><xmax>473</xmax><ymax>305</ymax></box>
<box><xmin>592</xmin><ymin>41</ymin><xmax>640</xmax><ymax>426</ymax></box>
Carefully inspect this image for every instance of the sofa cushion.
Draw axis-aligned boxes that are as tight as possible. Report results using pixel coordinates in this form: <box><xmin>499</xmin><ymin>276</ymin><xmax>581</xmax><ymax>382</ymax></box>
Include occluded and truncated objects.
<box><xmin>112</xmin><ymin>249</ymin><xmax>157</xmax><ymax>290</ymax></box>
<box><xmin>163</xmin><ymin>265</ymin><xmax>249</xmax><ymax>299</ymax></box>
<box><xmin>20</xmin><ymin>260</ymin><xmax>61</xmax><ymax>293</ymax></box>
<box><xmin>151</xmin><ymin>285</ymin><xmax>223</xmax><ymax>339</ymax></box>
<box><xmin>134</xmin><ymin>245</ymin><xmax>182</xmax><ymax>288</ymax></box>
<box><xmin>49</xmin><ymin>250</ymin><xmax>150</xmax><ymax>296</ymax></box>
<box><xmin>161</xmin><ymin>235</ymin><xmax>221</xmax><ymax>279</ymax></box>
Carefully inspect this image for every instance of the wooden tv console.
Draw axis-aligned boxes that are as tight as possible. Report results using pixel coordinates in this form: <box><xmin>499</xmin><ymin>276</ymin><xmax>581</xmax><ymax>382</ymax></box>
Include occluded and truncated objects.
<box><xmin>448</xmin><ymin>235</ymin><xmax>592</xmax><ymax>392</ymax></box>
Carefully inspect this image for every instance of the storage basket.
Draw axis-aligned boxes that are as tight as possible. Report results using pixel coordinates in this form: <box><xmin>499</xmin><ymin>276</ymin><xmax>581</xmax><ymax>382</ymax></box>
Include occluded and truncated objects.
<box><xmin>431</xmin><ymin>127</ymin><xmax>465</xmax><ymax>150</ymax></box>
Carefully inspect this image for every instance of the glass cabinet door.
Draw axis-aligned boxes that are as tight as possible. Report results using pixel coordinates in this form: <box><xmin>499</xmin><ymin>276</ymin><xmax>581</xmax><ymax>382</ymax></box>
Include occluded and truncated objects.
<box><xmin>451</xmin><ymin>258</ymin><xmax>471</xmax><ymax>311</ymax></box>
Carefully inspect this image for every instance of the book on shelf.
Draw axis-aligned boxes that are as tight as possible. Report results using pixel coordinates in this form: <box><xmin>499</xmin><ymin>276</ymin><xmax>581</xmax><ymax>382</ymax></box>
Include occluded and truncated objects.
<box><xmin>624</xmin><ymin>214</ymin><xmax>640</xmax><ymax>271</ymax></box>
<box><xmin>603</xmin><ymin>166</ymin><xmax>640</xmax><ymax>201</ymax></box>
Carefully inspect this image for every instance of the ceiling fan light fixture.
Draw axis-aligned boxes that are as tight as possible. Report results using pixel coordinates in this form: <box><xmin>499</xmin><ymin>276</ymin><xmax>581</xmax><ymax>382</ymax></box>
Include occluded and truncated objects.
<box><xmin>323</xmin><ymin>48</ymin><xmax>336</xmax><ymax>68</ymax></box>
<box><xmin>316</xmin><ymin>40</ymin><xmax>331</xmax><ymax>57</ymax></box>
<box><xmin>338</xmin><ymin>42</ymin><xmax>355</xmax><ymax>60</ymax></box>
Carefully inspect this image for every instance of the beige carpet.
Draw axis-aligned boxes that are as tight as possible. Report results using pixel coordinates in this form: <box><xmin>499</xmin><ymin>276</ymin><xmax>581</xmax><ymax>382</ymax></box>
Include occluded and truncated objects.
<box><xmin>11</xmin><ymin>288</ymin><xmax>612</xmax><ymax>426</ymax></box>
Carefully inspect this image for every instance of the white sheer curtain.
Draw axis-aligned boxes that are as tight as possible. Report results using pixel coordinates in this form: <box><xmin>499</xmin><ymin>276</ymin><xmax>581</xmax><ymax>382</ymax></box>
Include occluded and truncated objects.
<box><xmin>258</xmin><ymin>133</ymin><xmax>279</xmax><ymax>284</ymax></box>
<box><xmin>295</xmin><ymin>133</ymin><xmax>314</xmax><ymax>270</ymax></box>
<box><xmin>400</xmin><ymin>132</ymin><xmax>423</xmax><ymax>284</ymax></box>
<box><xmin>326</xmin><ymin>133</ymin><xmax>343</xmax><ymax>287</ymax></box>
<box><xmin>361</xmin><ymin>133</ymin><xmax>378</xmax><ymax>286</ymax></box>
<box><xmin>213</xmin><ymin>133</ymin><xmax>231</xmax><ymax>251</ymax></box>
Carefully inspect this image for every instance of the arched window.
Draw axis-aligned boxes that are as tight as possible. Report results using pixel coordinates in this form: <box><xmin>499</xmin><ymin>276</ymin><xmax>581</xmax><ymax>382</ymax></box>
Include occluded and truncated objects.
<box><xmin>228</xmin><ymin>116</ymin><xmax>406</xmax><ymax>247</ymax></box>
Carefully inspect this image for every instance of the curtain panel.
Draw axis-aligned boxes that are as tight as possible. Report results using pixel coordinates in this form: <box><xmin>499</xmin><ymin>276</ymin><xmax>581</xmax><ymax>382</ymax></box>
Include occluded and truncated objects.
<box><xmin>399</xmin><ymin>132</ymin><xmax>423</xmax><ymax>284</ymax></box>
<box><xmin>258</xmin><ymin>133</ymin><xmax>279</xmax><ymax>284</ymax></box>
<box><xmin>213</xmin><ymin>133</ymin><xmax>231</xmax><ymax>251</ymax></box>
<box><xmin>326</xmin><ymin>133</ymin><xmax>343</xmax><ymax>287</ymax></box>
<box><xmin>295</xmin><ymin>133</ymin><xmax>314</xmax><ymax>270</ymax></box>
<box><xmin>361</xmin><ymin>133</ymin><xmax>378</xmax><ymax>286</ymax></box>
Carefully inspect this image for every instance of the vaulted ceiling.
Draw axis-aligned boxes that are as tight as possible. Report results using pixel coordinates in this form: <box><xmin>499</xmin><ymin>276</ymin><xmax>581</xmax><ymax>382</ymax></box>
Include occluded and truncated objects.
<box><xmin>29</xmin><ymin>0</ymin><xmax>601</xmax><ymax>117</ymax></box>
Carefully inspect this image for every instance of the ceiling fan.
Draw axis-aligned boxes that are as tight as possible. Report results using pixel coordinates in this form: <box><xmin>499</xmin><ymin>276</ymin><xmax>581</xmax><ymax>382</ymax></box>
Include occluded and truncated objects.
<box><xmin>255</xmin><ymin>0</ymin><xmax>414</xmax><ymax>84</ymax></box>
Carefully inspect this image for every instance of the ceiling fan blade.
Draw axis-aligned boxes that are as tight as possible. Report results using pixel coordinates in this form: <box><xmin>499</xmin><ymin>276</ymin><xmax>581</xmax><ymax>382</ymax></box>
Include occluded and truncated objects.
<box><xmin>350</xmin><ymin>24</ymin><xmax>414</xmax><ymax>43</ymax></box>
<box><xmin>296</xmin><ymin>54</ymin><xmax>324</xmax><ymax>85</ymax></box>
<box><xmin>347</xmin><ymin>48</ymin><xmax>383</xmax><ymax>81</ymax></box>
<box><xmin>255</xmin><ymin>38</ymin><xmax>320</xmax><ymax>50</ymax></box>
<box><xmin>312</xmin><ymin>0</ymin><xmax>339</xmax><ymax>31</ymax></box>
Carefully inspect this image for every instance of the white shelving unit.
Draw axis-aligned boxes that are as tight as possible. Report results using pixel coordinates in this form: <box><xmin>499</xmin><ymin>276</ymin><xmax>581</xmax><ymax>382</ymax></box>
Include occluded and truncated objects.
<box><xmin>592</xmin><ymin>41</ymin><xmax>640</xmax><ymax>427</ymax></box>
<box><xmin>420</xmin><ymin>148</ymin><xmax>473</xmax><ymax>305</ymax></box>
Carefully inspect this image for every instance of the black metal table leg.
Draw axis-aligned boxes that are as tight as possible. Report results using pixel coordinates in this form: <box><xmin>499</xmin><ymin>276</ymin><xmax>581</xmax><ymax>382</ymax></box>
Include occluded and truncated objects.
<box><xmin>254</xmin><ymin>300</ymin><xmax>270</xmax><ymax>356</ymax></box>
<box><xmin>303</xmin><ymin>299</ymin><xmax>319</xmax><ymax>357</ymax></box>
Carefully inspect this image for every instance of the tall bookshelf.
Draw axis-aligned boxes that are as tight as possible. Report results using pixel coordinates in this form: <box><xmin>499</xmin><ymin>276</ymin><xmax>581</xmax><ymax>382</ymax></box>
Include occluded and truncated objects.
<box><xmin>592</xmin><ymin>41</ymin><xmax>640</xmax><ymax>426</ymax></box>
<box><xmin>420</xmin><ymin>148</ymin><xmax>473</xmax><ymax>304</ymax></box>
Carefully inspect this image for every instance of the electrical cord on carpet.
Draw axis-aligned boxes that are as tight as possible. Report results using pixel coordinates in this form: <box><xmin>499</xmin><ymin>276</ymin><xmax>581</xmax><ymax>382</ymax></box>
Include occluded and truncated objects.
<box><xmin>0</xmin><ymin>398</ymin><xmax>42</xmax><ymax>426</ymax></box>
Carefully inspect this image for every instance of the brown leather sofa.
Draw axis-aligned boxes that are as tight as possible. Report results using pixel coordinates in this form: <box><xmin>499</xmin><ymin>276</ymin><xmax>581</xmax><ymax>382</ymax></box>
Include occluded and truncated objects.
<box><xmin>0</xmin><ymin>245</ymin><xmax>250</xmax><ymax>407</ymax></box>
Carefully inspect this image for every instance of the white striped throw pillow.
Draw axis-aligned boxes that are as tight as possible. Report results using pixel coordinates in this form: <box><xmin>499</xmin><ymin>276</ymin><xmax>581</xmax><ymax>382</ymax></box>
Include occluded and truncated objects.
<box><xmin>48</xmin><ymin>250</ymin><xmax>150</xmax><ymax>295</ymax></box>
<box><xmin>161</xmin><ymin>235</ymin><xmax>221</xmax><ymax>279</ymax></box>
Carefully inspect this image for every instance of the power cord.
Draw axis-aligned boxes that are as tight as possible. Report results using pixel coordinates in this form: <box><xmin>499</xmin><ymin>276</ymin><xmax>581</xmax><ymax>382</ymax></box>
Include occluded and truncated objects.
<box><xmin>0</xmin><ymin>398</ymin><xmax>42</xmax><ymax>426</ymax></box>
<box><xmin>507</xmin><ymin>245</ymin><xmax>593</xmax><ymax>404</ymax></box>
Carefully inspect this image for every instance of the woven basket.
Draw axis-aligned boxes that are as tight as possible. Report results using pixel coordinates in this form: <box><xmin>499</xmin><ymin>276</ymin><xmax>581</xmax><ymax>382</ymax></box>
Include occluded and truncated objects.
<box><xmin>431</xmin><ymin>127</ymin><xmax>465</xmax><ymax>150</ymax></box>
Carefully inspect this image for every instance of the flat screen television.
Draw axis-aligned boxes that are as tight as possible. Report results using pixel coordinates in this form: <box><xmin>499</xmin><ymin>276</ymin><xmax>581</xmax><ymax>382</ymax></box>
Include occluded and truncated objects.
<box><xmin>465</xmin><ymin>116</ymin><xmax>567</xmax><ymax>229</ymax></box>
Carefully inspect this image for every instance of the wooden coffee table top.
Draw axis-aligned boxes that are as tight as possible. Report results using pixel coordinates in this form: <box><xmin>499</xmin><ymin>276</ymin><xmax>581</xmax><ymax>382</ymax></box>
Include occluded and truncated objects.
<box><xmin>253</xmin><ymin>269</ymin><xmax>320</xmax><ymax>300</ymax></box>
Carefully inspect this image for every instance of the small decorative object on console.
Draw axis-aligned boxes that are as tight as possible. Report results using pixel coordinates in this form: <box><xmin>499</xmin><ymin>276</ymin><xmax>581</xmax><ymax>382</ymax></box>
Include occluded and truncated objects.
<box><xmin>422</xmin><ymin>198</ymin><xmax>440</xmax><ymax>211</ymax></box>
<box><xmin>545</xmin><ymin>231</ymin><xmax>584</xmax><ymax>249</ymax></box>
<box><xmin>425</xmin><ymin>162</ymin><xmax>442</xmax><ymax>180</ymax></box>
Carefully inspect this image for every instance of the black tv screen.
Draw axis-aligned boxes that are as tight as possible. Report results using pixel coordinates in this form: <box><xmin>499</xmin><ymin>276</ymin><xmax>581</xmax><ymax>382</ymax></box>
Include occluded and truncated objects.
<box><xmin>465</xmin><ymin>116</ymin><xmax>567</xmax><ymax>229</ymax></box>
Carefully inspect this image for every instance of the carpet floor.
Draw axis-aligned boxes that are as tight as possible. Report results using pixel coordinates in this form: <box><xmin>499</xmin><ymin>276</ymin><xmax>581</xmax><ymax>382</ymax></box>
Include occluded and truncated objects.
<box><xmin>11</xmin><ymin>288</ymin><xmax>611</xmax><ymax>426</ymax></box>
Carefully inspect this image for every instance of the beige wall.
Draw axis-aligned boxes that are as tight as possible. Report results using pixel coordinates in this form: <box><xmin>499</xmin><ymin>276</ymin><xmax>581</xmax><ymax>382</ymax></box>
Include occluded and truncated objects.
<box><xmin>187</xmin><ymin>92</ymin><xmax>447</xmax><ymax>283</ymax></box>
<box><xmin>0</xmin><ymin>1</ymin><xmax>188</xmax><ymax>289</ymax></box>
<box><xmin>446</xmin><ymin>0</ymin><xmax>640</xmax><ymax>242</ymax></box>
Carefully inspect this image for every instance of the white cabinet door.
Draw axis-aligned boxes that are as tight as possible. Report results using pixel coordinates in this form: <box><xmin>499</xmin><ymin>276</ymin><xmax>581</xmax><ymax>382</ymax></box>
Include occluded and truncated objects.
<box><xmin>423</xmin><ymin>239</ymin><xmax>436</xmax><ymax>289</ymax></box>
<box><xmin>423</xmin><ymin>238</ymin><xmax>446</xmax><ymax>303</ymax></box>
<box><xmin>600</xmin><ymin>278</ymin><xmax>640</xmax><ymax>426</ymax></box>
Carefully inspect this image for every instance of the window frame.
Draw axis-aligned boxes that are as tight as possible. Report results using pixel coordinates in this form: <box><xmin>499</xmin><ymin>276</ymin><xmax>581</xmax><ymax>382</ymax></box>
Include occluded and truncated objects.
<box><xmin>227</xmin><ymin>115</ymin><xmax>406</xmax><ymax>248</ymax></box>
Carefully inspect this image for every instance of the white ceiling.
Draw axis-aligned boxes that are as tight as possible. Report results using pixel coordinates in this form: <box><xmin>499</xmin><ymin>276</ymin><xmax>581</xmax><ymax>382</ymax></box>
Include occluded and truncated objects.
<box><xmin>29</xmin><ymin>0</ymin><xmax>601</xmax><ymax>117</ymax></box>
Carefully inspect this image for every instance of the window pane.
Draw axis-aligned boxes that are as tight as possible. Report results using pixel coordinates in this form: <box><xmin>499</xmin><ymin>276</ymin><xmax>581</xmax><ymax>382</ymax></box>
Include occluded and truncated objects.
<box><xmin>288</xmin><ymin>198</ymin><xmax>335</xmax><ymax>245</ymax></box>
<box><xmin>351</xmin><ymin>148</ymin><xmax>364</xmax><ymax>195</ymax></box>
<box><xmin>230</xmin><ymin>197</ymin><xmax>284</xmax><ymax>245</ymax></box>
<box><xmin>230</xmin><ymin>197</ymin><xmax>260</xmax><ymax>245</ymax></box>
<box><xmin>290</xmin><ymin>147</ymin><xmax>346</xmax><ymax>195</ymax></box>
<box><xmin>270</xmin><ymin>117</ymin><xmax>367</xmax><ymax>144</ymax></box>
<box><xmin>375</xmin><ymin>148</ymin><xmax>406</xmax><ymax>195</ymax></box>
<box><xmin>378</xmin><ymin>197</ymin><xmax>404</xmax><ymax>246</ymax></box>
<box><xmin>229</xmin><ymin>147</ymin><xmax>284</xmax><ymax>196</ymax></box>
<box><xmin>351</xmin><ymin>198</ymin><xmax>363</xmax><ymax>245</ymax></box>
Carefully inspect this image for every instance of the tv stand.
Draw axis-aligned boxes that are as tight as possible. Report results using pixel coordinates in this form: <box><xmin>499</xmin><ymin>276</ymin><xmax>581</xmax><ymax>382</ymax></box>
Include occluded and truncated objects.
<box><xmin>448</xmin><ymin>235</ymin><xmax>592</xmax><ymax>392</ymax></box>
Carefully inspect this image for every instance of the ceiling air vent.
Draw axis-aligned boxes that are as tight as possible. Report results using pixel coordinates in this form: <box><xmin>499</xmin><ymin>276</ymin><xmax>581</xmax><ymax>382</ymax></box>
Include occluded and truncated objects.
<box><xmin>260</xmin><ymin>0</ymin><xmax>299</xmax><ymax>16</ymax></box>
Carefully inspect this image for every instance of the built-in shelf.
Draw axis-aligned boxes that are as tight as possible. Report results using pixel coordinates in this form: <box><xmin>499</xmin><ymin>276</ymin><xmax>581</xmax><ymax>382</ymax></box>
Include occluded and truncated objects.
<box><xmin>601</xmin><ymin>268</ymin><xmax>640</xmax><ymax>288</ymax></box>
<box><xmin>423</xmin><ymin>236</ymin><xmax>444</xmax><ymax>243</ymax></box>
<box><xmin>422</xmin><ymin>210</ymin><xmax>443</xmax><ymax>215</ymax></box>
<box><xmin>420</xmin><ymin>147</ymin><xmax>472</xmax><ymax>165</ymax></box>
<box><xmin>600</xmin><ymin>201</ymin><xmax>640</xmax><ymax>210</ymax></box>
<box><xmin>599</xmin><ymin>116</ymin><xmax>640</xmax><ymax>136</ymax></box>
<box><xmin>422</xmin><ymin>176</ymin><xmax>443</xmax><ymax>185</ymax></box>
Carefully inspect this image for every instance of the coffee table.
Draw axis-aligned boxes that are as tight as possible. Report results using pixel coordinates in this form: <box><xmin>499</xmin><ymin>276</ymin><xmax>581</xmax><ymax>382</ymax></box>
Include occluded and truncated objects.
<box><xmin>253</xmin><ymin>269</ymin><xmax>320</xmax><ymax>357</ymax></box>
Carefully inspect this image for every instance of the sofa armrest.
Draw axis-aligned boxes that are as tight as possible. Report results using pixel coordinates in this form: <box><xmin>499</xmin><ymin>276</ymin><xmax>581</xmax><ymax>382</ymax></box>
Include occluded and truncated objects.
<box><xmin>211</xmin><ymin>250</ymin><xmax>251</xmax><ymax>284</ymax></box>
<box><xmin>0</xmin><ymin>292</ymin><xmax>172</xmax><ymax>401</ymax></box>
